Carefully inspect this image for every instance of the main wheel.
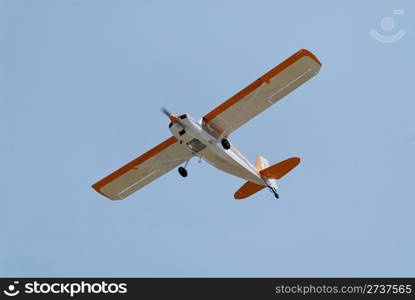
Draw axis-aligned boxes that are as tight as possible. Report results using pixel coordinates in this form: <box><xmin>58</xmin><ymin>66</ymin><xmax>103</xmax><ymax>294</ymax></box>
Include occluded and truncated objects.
<box><xmin>178</xmin><ymin>167</ymin><xmax>188</xmax><ymax>177</ymax></box>
<box><xmin>221</xmin><ymin>138</ymin><xmax>231</xmax><ymax>150</ymax></box>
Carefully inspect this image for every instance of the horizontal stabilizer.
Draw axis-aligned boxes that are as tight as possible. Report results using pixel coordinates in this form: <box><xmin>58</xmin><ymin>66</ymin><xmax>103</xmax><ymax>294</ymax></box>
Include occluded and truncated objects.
<box><xmin>234</xmin><ymin>181</ymin><xmax>265</xmax><ymax>199</ymax></box>
<box><xmin>259</xmin><ymin>157</ymin><xmax>300</xmax><ymax>179</ymax></box>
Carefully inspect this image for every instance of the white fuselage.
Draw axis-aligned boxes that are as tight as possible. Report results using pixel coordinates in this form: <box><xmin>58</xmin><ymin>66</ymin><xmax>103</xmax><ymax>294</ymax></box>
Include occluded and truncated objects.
<box><xmin>169</xmin><ymin>114</ymin><xmax>276</xmax><ymax>188</ymax></box>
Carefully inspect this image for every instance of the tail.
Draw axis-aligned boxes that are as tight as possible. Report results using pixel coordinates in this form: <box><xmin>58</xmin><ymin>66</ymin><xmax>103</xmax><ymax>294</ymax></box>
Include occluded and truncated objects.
<box><xmin>234</xmin><ymin>156</ymin><xmax>300</xmax><ymax>199</ymax></box>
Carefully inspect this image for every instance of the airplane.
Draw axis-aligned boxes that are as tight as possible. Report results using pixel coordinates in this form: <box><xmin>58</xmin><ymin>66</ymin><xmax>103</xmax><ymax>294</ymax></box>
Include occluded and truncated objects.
<box><xmin>92</xmin><ymin>49</ymin><xmax>321</xmax><ymax>200</ymax></box>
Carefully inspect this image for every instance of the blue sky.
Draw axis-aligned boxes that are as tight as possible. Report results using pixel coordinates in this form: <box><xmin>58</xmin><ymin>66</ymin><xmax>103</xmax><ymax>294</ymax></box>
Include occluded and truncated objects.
<box><xmin>1</xmin><ymin>0</ymin><xmax>414</xmax><ymax>276</ymax></box>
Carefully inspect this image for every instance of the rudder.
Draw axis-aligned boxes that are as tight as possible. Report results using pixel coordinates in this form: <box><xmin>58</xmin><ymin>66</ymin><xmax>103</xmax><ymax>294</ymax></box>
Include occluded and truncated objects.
<box><xmin>255</xmin><ymin>155</ymin><xmax>269</xmax><ymax>171</ymax></box>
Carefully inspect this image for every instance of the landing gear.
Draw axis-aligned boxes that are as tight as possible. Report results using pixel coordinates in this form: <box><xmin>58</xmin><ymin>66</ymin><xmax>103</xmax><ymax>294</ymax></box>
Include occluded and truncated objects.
<box><xmin>178</xmin><ymin>159</ymin><xmax>191</xmax><ymax>177</ymax></box>
<box><xmin>272</xmin><ymin>190</ymin><xmax>279</xmax><ymax>199</ymax></box>
<box><xmin>221</xmin><ymin>138</ymin><xmax>231</xmax><ymax>150</ymax></box>
<box><xmin>178</xmin><ymin>167</ymin><xmax>188</xmax><ymax>177</ymax></box>
<box><xmin>269</xmin><ymin>187</ymin><xmax>279</xmax><ymax>199</ymax></box>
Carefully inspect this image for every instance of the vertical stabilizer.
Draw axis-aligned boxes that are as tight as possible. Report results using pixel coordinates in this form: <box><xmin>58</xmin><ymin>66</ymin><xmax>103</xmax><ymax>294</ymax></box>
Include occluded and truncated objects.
<box><xmin>255</xmin><ymin>155</ymin><xmax>269</xmax><ymax>171</ymax></box>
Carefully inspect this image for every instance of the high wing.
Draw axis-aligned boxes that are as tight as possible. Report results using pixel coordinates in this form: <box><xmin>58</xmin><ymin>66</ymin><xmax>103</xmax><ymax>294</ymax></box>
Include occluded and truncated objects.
<box><xmin>92</xmin><ymin>136</ymin><xmax>193</xmax><ymax>200</ymax></box>
<box><xmin>202</xmin><ymin>49</ymin><xmax>321</xmax><ymax>138</ymax></box>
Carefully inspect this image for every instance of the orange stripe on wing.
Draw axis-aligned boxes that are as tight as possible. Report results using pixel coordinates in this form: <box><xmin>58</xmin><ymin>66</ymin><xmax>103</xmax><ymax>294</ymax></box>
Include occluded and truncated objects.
<box><xmin>92</xmin><ymin>136</ymin><xmax>178</xmax><ymax>194</ymax></box>
<box><xmin>204</xmin><ymin>49</ymin><xmax>321</xmax><ymax>122</ymax></box>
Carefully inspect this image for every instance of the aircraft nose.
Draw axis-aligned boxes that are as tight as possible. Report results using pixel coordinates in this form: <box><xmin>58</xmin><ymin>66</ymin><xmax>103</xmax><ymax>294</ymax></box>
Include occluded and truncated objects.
<box><xmin>169</xmin><ymin>114</ymin><xmax>179</xmax><ymax>123</ymax></box>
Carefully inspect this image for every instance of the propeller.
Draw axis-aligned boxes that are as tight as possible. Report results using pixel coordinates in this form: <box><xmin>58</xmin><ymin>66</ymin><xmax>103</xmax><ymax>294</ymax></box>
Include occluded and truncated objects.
<box><xmin>161</xmin><ymin>107</ymin><xmax>184</xmax><ymax>127</ymax></box>
<box><xmin>161</xmin><ymin>107</ymin><xmax>171</xmax><ymax>117</ymax></box>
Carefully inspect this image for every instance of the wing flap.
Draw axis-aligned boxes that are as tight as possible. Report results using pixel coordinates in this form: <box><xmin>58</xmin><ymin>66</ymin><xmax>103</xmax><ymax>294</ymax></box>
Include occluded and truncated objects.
<box><xmin>92</xmin><ymin>136</ymin><xmax>192</xmax><ymax>200</ymax></box>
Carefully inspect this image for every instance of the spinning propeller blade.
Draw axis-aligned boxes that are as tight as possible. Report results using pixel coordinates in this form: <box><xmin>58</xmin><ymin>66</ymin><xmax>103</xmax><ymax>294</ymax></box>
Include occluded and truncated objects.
<box><xmin>161</xmin><ymin>107</ymin><xmax>183</xmax><ymax>126</ymax></box>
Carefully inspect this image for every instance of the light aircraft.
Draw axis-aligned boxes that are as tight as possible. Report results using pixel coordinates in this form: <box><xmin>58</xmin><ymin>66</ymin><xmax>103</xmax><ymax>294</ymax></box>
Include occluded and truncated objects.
<box><xmin>92</xmin><ymin>49</ymin><xmax>321</xmax><ymax>200</ymax></box>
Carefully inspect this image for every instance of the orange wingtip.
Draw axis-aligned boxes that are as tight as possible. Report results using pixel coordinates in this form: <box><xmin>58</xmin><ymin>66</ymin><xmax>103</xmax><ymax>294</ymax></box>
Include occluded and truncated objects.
<box><xmin>91</xmin><ymin>184</ymin><xmax>112</xmax><ymax>199</ymax></box>
<box><xmin>204</xmin><ymin>49</ymin><xmax>321</xmax><ymax>122</ymax></box>
<box><xmin>259</xmin><ymin>157</ymin><xmax>301</xmax><ymax>179</ymax></box>
<box><xmin>234</xmin><ymin>181</ymin><xmax>266</xmax><ymax>199</ymax></box>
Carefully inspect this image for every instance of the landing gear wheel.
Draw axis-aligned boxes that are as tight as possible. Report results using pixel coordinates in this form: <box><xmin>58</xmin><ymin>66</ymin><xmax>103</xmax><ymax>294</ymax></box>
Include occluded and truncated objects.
<box><xmin>269</xmin><ymin>187</ymin><xmax>279</xmax><ymax>199</ymax></box>
<box><xmin>221</xmin><ymin>138</ymin><xmax>231</xmax><ymax>150</ymax></box>
<box><xmin>178</xmin><ymin>167</ymin><xmax>188</xmax><ymax>177</ymax></box>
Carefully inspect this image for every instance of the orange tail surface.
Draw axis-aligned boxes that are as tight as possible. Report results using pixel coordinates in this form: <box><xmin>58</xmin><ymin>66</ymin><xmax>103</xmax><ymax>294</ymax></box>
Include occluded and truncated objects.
<box><xmin>234</xmin><ymin>181</ymin><xmax>265</xmax><ymax>199</ymax></box>
<box><xmin>234</xmin><ymin>157</ymin><xmax>301</xmax><ymax>199</ymax></box>
<box><xmin>259</xmin><ymin>157</ymin><xmax>300</xmax><ymax>179</ymax></box>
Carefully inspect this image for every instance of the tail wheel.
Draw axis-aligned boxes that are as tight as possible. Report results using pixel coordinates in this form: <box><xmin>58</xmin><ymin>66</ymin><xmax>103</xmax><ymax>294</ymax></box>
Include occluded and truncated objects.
<box><xmin>269</xmin><ymin>187</ymin><xmax>279</xmax><ymax>199</ymax></box>
<box><xmin>221</xmin><ymin>138</ymin><xmax>231</xmax><ymax>150</ymax></box>
<box><xmin>178</xmin><ymin>167</ymin><xmax>188</xmax><ymax>177</ymax></box>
